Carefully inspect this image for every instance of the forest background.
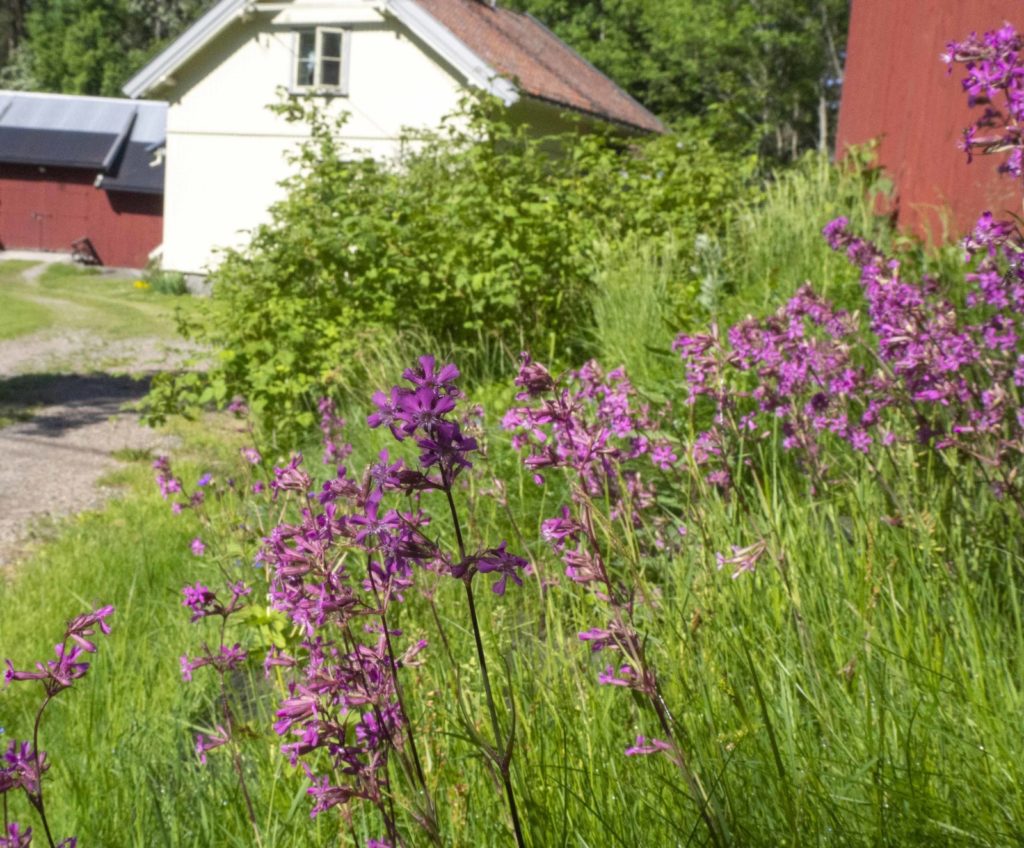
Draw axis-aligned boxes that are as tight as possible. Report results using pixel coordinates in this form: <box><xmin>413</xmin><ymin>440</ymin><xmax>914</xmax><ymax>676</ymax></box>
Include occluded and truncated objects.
<box><xmin>0</xmin><ymin>0</ymin><xmax>849</xmax><ymax>163</ymax></box>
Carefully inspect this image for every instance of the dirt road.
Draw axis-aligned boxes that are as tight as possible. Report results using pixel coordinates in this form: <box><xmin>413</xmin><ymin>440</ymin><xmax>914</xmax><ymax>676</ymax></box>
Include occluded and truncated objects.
<box><xmin>0</xmin><ymin>257</ymin><xmax>198</xmax><ymax>566</ymax></box>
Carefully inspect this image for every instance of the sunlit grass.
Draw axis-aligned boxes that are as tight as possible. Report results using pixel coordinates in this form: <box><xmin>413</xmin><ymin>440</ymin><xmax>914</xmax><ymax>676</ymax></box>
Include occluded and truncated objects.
<box><xmin>0</xmin><ymin>260</ymin><xmax>201</xmax><ymax>342</ymax></box>
<box><xmin>0</xmin><ymin>262</ymin><xmax>53</xmax><ymax>339</ymax></box>
<box><xmin>1</xmin><ymin>385</ymin><xmax>1022</xmax><ymax>846</ymax></box>
<box><xmin>1</xmin><ymin>157</ymin><xmax>1022</xmax><ymax>846</ymax></box>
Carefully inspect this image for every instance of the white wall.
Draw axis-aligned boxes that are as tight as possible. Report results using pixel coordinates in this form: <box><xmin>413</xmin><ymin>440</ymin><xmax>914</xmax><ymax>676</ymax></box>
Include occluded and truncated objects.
<box><xmin>160</xmin><ymin>0</ymin><xmax>465</xmax><ymax>273</ymax></box>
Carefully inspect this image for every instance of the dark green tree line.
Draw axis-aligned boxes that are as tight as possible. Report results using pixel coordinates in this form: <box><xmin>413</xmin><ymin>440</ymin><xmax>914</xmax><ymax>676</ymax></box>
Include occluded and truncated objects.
<box><xmin>508</xmin><ymin>0</ymin><xmax>849</xmax><ymax>160</ymax></box>
<box><xmin>0</xmin><ymin>0</ymin><xmax>212</xmax><ymax>96</ymax></box>
<box><xmin>1</xmin><ymin>0</ymin><xmax>849</xmax><ymax>156</ymax></box>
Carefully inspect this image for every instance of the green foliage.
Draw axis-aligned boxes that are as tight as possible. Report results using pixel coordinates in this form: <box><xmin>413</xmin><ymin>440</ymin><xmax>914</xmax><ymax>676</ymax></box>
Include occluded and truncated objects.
<box><xmin>701</xmin><ymin>149</ymin><xmax>899</xmax><ymax>323</ymax></box>
<box><xmin>149</xmin><ymin>97</ymin><xmax>751</xmax><ymax>439</ymax></box>
<box><xmin>20</xmin><ymin>0</ymin><xmax>140</xmax><ymax>95</ymax></box>
<box><xmin>145</xmin><ymin>267</ymin><xmax>188</xmax><ymax>296</ymax></box>
<box><xmin>506</xmin><ymin>0</ymin><xmax>849</xmax><ymax>161</ymax></box>
<box><xmin>5</xmin><ymin>0</ymin><xmax>211</xmax><ymax>95</ymax></box>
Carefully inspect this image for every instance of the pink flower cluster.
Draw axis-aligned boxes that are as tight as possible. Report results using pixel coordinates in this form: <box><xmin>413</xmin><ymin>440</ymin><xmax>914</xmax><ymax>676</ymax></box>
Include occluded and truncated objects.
<box><xmin>944</xmin><ymin>24</ymin><xmax>1024</xmax><ymax>178</ymax></box>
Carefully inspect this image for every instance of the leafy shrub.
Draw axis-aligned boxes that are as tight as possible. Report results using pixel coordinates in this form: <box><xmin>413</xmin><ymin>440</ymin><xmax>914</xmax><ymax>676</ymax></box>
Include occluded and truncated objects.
<box><xmin>146</xmin><ymin>96</ymin><xmax>752</xmax><ymax>439</ymax></box>
<box><xmin>146</xmin><ymin>269</ymin><xmax>188</xmax><ymax>296</ymax></box>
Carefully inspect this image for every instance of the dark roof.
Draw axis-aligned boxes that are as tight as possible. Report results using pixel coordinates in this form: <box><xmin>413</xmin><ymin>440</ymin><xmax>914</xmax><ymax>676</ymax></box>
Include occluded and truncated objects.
<box><xmin>98</xmin><ymin>141</ymin><xmax>164</xmax><ymax>194</ymax></box>
<box><xmin>413</xmin><ymin>0</ymin><xmax>665</xmax><ymax>133</ymax></box>
<box><xmin>0</xmin><ymin>126</ymin><xmax>120</xmax><ymax>169</ymax></box>
<box><xmin>0</xmin><ymin>91</ymin><xmax>166</xmax><ymax>194</ymax></box>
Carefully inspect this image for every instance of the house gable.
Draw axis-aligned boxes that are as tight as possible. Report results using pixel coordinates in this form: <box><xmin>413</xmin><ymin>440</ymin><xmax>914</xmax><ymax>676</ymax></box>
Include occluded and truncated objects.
<box><xmin>124</xmin><ymin>0</ymin><xmax>516</xmax><ymax>107</ymax></box>
<box><xmin>124</xmin><ymin>0</ymin><xmax>661</xmax><ymax>133</ymax></box>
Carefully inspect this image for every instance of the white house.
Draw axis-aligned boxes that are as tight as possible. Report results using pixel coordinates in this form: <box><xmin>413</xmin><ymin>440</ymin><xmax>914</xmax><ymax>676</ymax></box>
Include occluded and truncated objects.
<box><xmin>124</xmin><ymin>0</ymin><xmax>664</xmax><ymax>275</ymax></box>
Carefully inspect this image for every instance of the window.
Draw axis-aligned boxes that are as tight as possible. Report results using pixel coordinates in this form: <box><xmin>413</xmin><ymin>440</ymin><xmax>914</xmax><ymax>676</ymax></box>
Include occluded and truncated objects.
<box><xmin>294</xmin><ymin>28</ymin><xmax>350</xmax><ymax>94</ymax></box>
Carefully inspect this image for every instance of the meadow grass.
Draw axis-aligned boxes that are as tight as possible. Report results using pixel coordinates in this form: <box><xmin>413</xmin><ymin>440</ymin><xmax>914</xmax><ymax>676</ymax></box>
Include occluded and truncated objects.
<box><xmin>2</xmin><ymin>385</ymin><xmax>1023</xmax><ymax>846</ymax></box>
<box><xmin>2</xmin><ymin>157</ymin><xmax>1023</xmax><ymax>846</ymax></box>
<box><xmin>716</xmin><ymin>151</ymin><xmax>896</xmax><ymax>321</ymax></box>
<box><xmin>580</xmin><ymin>152</ymin><xmax>904</xmax><ymax>388</ymax></box>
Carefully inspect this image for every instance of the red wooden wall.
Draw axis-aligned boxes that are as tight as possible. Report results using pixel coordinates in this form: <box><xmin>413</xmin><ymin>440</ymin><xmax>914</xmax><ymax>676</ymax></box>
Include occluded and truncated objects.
<box><xmin>0</xmin><ymin>164</ymin><xmax>162</xmax><ymax>268</ymax></box>
<box><xmin>837</xmin><ymin>0</ymin><xmax>1024</xmax><ymax>243</ymax></box>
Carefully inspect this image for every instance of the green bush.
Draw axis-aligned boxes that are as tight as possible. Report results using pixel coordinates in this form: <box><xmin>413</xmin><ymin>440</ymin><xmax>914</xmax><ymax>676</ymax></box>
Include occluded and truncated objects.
<box><xmin>146</xmin><ymin>268</ymin><xmax>188</xmax><ymax>296</ymax></box>
<box><xmin>147</xmin><ymin>96</ymin><xmax>752</xmax><ymax>438</ymax></box>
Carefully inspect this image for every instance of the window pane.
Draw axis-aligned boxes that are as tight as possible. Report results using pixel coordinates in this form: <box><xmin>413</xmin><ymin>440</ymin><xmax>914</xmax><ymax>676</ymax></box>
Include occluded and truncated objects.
<box><xmin>296</xmin><ymin>32</ymin><xmax>315</xmax><ymax>86</ymax></box>
<box><xmin>321</xmin><ymin>31</ymin><xmax>342</xmax><ymax>60</ymax></box>
<box><xmin>321</xmin><ymin>58</ymin><xmax>341</xmax><ymax>87</ymax></box>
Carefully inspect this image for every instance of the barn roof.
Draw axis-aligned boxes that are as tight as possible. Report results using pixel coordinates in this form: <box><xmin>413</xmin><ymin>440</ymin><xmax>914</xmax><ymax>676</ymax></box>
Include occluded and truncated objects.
<box><xmin>0</xmin><ymin>90</ymin><xmax>166</xmax><ymax>194</ymax></box>
<box><xmin>123</xmin><ymin>0</ymin><xmax>664</xmax><ymax>134</ymax></box>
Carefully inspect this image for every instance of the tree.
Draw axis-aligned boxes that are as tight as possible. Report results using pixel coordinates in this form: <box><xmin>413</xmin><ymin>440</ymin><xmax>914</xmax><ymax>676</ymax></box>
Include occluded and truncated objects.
<box><xmin>0</xmin><ymin>0</ymin><xmax>30</xmax><ymax>72</ymax></box>
<box><xmin>5</xmin><ymin>0</ymin><xmax>211</xmax><ymax>96</ymax></box>
<box><xmin>22</xmin><ymin>0</ymin><xmax>137</xmax><ymax>95</ymax></box>
<box><xmin>507</xmin><ymin>0</ymin><xmax>849</xmax><ymax>162</ymax></box>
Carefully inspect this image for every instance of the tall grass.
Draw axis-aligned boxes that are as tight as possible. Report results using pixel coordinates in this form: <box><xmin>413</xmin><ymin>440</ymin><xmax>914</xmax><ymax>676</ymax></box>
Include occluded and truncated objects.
<box><xmin>713</xmin><ymin>151</ymin><xmax>897</xmax><ymax>322</ymax></box>
<box><xmin>583</xmin><ymin>152</ymin><xmax>899</xmax><ymax>386</ymax></box>
<box><xmin>588</xmin><ymin>236</ymin><xmax>682</xmax><ymax>387</ymax></box>
<box><xmin>3</xmin><ymin>387</ymin><xmax>1023</xmax><ymax>845</ymax></box>
<box><xmin>2</xmin><ymin>156</ymin><xmax>1022</xmax><ymax>846</ymax></box>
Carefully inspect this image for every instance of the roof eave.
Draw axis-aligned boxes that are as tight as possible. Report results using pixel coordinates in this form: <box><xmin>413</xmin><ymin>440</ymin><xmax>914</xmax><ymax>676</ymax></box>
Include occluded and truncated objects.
<box><xmin>123</xmin><ymin>0</ymin><xmax>249</xmax><ymax>98</ymax></box>
<box><xmin>383</xmin><ymin>0</ymin><xmax>519</xmax><ymax>105</ymax></box>
<box><xmin>520</xmin><ymin>92</ymin><xmax>666</xmax><ymax>135</ymax></box>
<box><xmin>521</xmin><ymin>11</ymin><xmax>665</xmax><ymax>135</ymax></box>
<box><xmin>0</xmin><ymin>155</ymin><xmax>108</xmax><ymax>169</ymax></box>
<box><xmin>98</xmin><ymin>180</ymin><xmax>165</xmax><ymax>195</ymax></box>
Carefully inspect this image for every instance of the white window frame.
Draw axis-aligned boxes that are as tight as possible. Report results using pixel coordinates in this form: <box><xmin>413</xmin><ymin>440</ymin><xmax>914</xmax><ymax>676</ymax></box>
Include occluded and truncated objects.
<box><xmin>293</xmin><ymin>27</ymin><xmax>351</xmax><ymax>95</ymax></box>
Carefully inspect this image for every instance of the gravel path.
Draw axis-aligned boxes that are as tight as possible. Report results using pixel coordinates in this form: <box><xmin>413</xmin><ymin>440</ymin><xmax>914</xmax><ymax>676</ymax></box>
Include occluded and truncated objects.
<box><xmin>0</xmin><ymin>259</ymin><xmax>199</xmax><ymax>566</ymax></box>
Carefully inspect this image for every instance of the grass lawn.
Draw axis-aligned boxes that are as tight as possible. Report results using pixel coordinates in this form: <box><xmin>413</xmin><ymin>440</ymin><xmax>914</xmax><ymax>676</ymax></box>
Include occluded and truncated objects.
<box><xmin>0</xmin><ymin>262</ymin><xmax>54</xmax><ymax>339</ymax></box>
<box><xmin>0</xmin><ymin>260</ymin><xmax>201</xmax><ymax>342</ymax></box>
<box><xmin>0</xmin><ymin>290</ymin><xmax>52</xmax><ymax>340</ymax></box>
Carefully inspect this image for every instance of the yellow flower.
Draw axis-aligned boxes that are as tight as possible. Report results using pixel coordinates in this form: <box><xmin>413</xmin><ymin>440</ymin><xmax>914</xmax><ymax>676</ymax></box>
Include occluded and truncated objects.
<box><xmin>134</xmin><ymin>279</ymin><xmax>150</xmax><ymax>289</ymax></box>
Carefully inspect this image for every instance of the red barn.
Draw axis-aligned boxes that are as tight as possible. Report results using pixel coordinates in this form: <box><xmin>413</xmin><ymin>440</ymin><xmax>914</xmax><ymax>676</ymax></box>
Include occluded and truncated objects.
<box><xmin>0</xmin><ymin>91</ymin><xmax>165</xmax><ymax>268</ymax></box>
<box><xmin>837</xmin><ymin>0</ymin><xmax>1024</xmax><ymax>242</ymax></box>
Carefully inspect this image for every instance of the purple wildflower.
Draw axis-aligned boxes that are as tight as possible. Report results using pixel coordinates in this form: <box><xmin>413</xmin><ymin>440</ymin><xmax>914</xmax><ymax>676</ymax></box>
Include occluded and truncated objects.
<box><xmin>195</xmin><ymin>725</ymin><xmax>231</xmax><ymax>765</ymax></box>
<box><xmin>0</xmin><ymin>823</ymin><xmax>32</xmax><ymax>848</ymax></box>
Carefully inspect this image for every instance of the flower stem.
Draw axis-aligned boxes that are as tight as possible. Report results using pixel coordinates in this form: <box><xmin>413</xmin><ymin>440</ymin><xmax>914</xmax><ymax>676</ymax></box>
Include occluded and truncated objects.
<box><xmin>444</xmin><ymin>485</ymin><xmax>526</xmax><ymax>848</ymax></box>
<box><xmin>218</xmin><ymin>619</ymin><xmax>261</xmax><ymax>846</ymax></box>
<box><xmin>462</xmin><ymin>580</ymin><xmax>527</xmax><ymax>848</ymax></box>
<box><xmin>380</xmin><ymin>609</ymin><xmax>440</xmax><ymax>844</ymax></box>
<box><xmin>31</xmin><ymin>692</ymin><xmax>56</xmax><ymax>848</ymax></box>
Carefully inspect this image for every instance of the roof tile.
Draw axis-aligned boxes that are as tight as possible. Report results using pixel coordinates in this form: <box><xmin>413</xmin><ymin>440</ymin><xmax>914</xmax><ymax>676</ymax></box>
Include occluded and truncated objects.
<box><xmin>412</xmin><ymin>0</ymin><xmax>665</xmax><ymax>133</ymax></box>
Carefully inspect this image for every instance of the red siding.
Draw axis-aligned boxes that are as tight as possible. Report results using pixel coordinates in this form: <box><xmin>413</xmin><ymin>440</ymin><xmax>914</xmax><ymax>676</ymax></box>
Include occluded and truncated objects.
<box><xmin>0</xmin><ymin>164</ymin><xmax>162</xmax><ymax>268</ymax></box>
<box><xmin>837</xmin><ymin>0</ymin><xmax>1024</xmax><ymax>242</ymax></box>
